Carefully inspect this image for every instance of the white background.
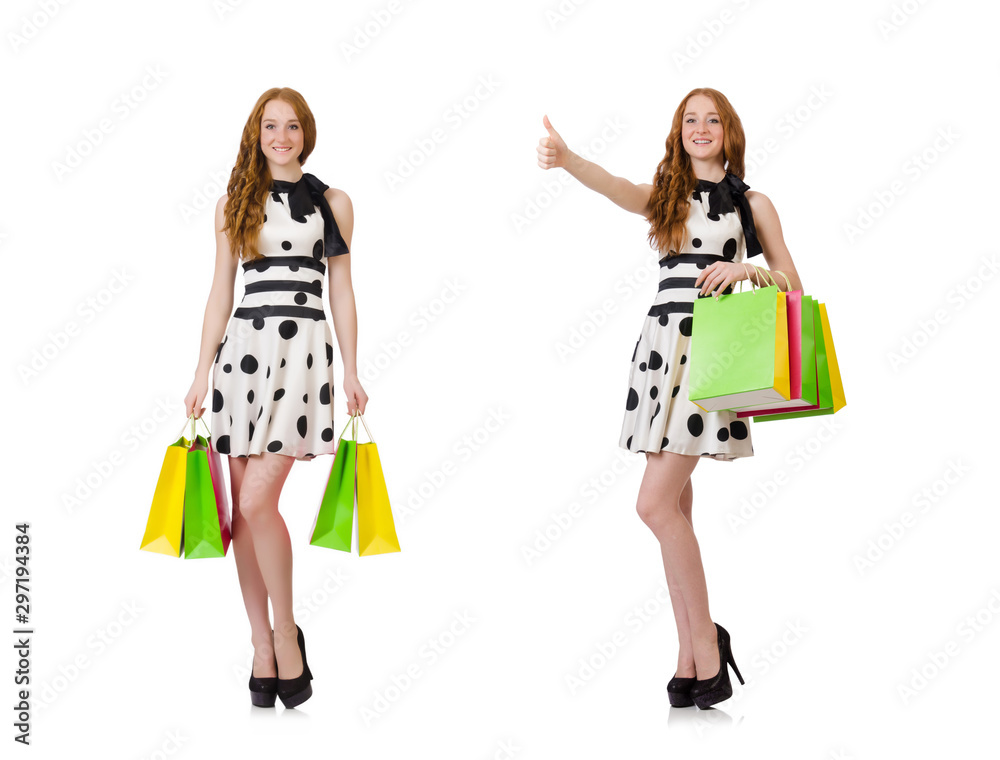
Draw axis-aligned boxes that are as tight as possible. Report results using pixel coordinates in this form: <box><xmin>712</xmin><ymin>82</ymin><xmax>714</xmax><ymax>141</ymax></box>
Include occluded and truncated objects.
<box><xmin>3</xmin><ymin>0</ymin><xmax>998</xmax><ymax>756</ymax></box>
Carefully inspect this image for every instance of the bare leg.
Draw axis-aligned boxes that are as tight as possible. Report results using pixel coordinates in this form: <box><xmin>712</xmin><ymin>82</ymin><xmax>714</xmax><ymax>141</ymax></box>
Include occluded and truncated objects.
<box><xmin>239</xmin><ymin>452</ymin><xmax>302</xmax><ymax>680</ymax></box>
<box><xmin>652</xmin><ymin>467</ymin><xmax>696</xmax><ymax>677</ymax></box>
<box><xmin>636</xmin><ymin>451</ymin><xmax>719</xmax><ymax>680</ymax></box>
<box><xmin>228</xmin><ymin>455</ymin><xmax>276</xmax><ymax>678</ymax></box>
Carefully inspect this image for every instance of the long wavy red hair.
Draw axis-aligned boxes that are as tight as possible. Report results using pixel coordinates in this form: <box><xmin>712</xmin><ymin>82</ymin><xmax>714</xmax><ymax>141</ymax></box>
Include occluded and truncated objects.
<box><xmin>646</xmin><ymin>88</ymin><xmax>747</xmax><ymax>257</ymax></box>
<box><xmin>222</xmin><ymin>87</ymin><xmax>318</xmax><ymax>262</ymax></box>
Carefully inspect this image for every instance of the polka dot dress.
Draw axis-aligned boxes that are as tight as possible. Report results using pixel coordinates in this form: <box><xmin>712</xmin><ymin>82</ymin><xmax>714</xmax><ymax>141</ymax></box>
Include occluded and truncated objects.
<box><xmin>619</xmin><ymin>173</ymin><xmax>761</xmax><ymax>461</ymax></box>
<box><xmin>211</xmin><ymin>173</ymin><xmax>349</xmax><ymax>461</ymax></box>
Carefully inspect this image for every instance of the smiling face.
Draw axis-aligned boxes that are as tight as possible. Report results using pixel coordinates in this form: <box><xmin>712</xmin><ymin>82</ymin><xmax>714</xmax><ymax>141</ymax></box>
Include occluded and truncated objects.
<box><xmin>259</xmin><ymin>99</ymin><xmax>304</xmax><ymax>173</ymax></box>
<box><xmin>681</xmin><ymin>93</ymin><xmax>724</xmax><ymax>163</ymax></box>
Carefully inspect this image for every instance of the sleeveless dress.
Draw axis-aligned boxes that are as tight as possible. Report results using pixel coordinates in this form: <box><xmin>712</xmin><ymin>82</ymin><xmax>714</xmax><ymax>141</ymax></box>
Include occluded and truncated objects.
<box><xmin>619</xmin><ymin>172</ymin><xmax>764</xmax><ymax>461</ymax></box>
<box><xmin>210</xmin><ymin>172</ymin><xmax>350</xmax><ymax>461</ymax></box>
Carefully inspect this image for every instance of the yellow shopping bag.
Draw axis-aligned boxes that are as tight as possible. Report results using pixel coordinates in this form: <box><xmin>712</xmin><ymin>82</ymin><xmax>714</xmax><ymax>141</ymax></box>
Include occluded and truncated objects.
<box><xmin>818</xmin><ymin>303</ymin><xmax>846</xmax><ymax>413</ymax></box>
<box><xmin>355</xmin><ymin>414</ymin><xmax>401</xmax><ymax>557</ymax></box>
<box><xmin>140</xmin><ymin>416</ymin><xmax>195</xmax><ymax>557</ymax></box>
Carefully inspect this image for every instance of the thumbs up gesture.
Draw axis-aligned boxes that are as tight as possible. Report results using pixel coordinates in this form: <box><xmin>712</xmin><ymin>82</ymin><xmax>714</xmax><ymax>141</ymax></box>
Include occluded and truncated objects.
<box><xmin>537</xmin><ymin>114</ymin><xmax>569</xmax><ymax>170</ymax></box>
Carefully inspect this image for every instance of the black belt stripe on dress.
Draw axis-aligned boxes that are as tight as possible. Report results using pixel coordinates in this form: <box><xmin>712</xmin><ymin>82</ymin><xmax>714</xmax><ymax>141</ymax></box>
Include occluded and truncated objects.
<box><xmin>243</xmin><ymin>279</ymin><xmax>324</xmax><ymax>296</ymax></box>
<box><xmin>233</xmin><ymin>305</ymin><xmax>326</xmax><ymax>321</ymax></box>
<box><xmin>242</xmin><ymin>255</ymin><xmax>326</xmax><ymax>273</ymax></box>
<box><xmin>658</xmin><ymin>276</ymin><xmax>698</xmax><ymax>291</ymax></box>
<box><xmin>658</xmin><ymin>253</ymin><xmax>728</xmax><ymax>268</ymax></box>
<box><xmin>658</xmin><ymin>277</ymin><xmax>735</xmax><ymax>295</ymax></box>
<box><xmin>647</xmin><ymin>288</ymin><xmax>735</xmax><ymax>317</ymax></box>
<box><xmin>648</xmin><ymin>302</ymin><xmax>694</xmax><ymax>316</ymax></box>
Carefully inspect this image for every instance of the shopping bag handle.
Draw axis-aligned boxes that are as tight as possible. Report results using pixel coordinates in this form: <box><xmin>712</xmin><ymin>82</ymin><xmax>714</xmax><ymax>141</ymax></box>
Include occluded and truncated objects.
<box><xmin>740</xmin><ymin>264</ymin><xmax>791</xmax><ymax>293</ymax></box>
<box><xmin>337</xmin><ymin>412</ymin><xmax>376</xmax><ymax>444</ymax></box>
<box><xmin>174</xmin><ymin>413</ymin><xmax>212</xmax><ymax>449</ymax></box>
<box><xmin>738</xmin><ymin>263</ymin><xmax>761</xmax><ymax>295</ymax></box>
<box><xmin>770</xmin><ymin>270</ymin><xmax>792</xmax><ymax>290</ymax></box>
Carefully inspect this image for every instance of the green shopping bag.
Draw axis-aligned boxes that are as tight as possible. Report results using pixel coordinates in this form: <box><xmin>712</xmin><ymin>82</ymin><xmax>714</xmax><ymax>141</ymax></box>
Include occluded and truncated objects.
<box><xmin>309</xmin><ymin>416</ymin><xmax>357</xmax><ymax>552</ymax></box>
<box><xmin>748</xmin><ymin>299</ymin><xmax>845</xmax><ymax>421</ymax></box>
<box><xmin>688</xmin><ymin>265</ymin><xmax>790</xmax><ymax>411</ymax></box>
<box><xmin>183</xmin><ymin>416</ymin><xmax>232</xmax><ymax>559</ymax></box>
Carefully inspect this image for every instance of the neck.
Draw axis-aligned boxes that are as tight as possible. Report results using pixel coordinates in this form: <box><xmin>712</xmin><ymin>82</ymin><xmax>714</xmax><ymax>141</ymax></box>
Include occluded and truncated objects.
<box><xmin>270</xmin><ymin>167</ymin><xmax>304</xmax><ymax>183</ymax></box>
<box><xmin>690</xmin><ymin>158</ymin><xmax>726</xmax><ymax>183</ymax></box>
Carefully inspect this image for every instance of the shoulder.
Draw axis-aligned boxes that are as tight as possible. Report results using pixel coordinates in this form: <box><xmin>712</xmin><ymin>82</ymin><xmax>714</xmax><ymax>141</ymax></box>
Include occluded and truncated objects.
<box><xmin>215</xmin><ymin>193</ymin><xmax>229</xmax><ymax>221</ymax></box>
<box><xmin>323</xmin><ymin>186</ymin><xmax>353</xmax><ymax>219</ymax></box>
<box><xmin>745</xmin><ymin>189</ymin><xmax>778</xmax><ymax>220</ymax></box>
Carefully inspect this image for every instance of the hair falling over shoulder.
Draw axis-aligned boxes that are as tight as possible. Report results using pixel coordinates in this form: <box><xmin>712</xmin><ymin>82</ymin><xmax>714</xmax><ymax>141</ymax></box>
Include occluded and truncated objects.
<box><xmin>646</xmin><ymin>87</ymin><xmax>747</xmax><ymax>258</ymax></box>
<box><xmin>222</xmin><ymin>87</ymin><xmax>318</xmax><ymax>263</ymax></box>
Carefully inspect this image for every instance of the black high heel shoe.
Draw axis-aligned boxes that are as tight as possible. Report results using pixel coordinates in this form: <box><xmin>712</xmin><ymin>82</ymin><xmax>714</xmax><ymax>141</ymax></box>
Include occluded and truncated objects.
<box><xmin>689</xmin><ymin>622</ymin><xmax>745</xmax><ymax>710</ymax></box>
<box><xmin>666</xmin><ymin>675</ymin><xmax>696</xmax><ymax>707</ymax></box>
<box><xmin>248</xmin><ymin>629</ymin><xmax>279</xmax><ymax>707</ymax></box>
<box><xmin>277</xmin><ymin>624</ymin><xmax>313</xmax><ymax>708</ymax></box>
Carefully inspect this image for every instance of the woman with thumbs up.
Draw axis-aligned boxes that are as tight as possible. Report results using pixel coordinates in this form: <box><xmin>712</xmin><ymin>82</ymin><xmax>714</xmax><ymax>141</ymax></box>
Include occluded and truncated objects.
<box><xmin>536</xmin><ymin>88</ymin><xmax>801</xmax><ymax>709</ymax></box>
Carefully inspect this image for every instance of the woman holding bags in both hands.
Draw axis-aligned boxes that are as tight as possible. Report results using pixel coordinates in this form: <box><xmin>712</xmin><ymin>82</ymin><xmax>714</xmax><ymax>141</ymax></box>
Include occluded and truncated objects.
<box><xmin>536</xmin><ymin>88</ymin><xmax>802</xmax><ymax>709</ymax></box>
<box><xmin>183</xmin><ymin>87</ymin><xmax>368</xmax><ymax>709</ymax></box>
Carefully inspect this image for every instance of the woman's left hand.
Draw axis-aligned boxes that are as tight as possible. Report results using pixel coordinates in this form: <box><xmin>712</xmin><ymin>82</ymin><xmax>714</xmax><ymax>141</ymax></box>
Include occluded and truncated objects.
<box><xmin>694</xmin><ymin>261</ymin><xmax>747</xmax><ymax>298</ymax></box>
<box><xmin>344</xmin><ymin>374</ymin><xmax>369</xmax><ymax>416</ymax></box>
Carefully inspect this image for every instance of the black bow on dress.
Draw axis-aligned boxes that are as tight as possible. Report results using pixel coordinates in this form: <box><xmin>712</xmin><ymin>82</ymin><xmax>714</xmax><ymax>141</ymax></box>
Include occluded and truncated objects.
<box><xmin>697</xmin><ymin>172</ymin><xmax>763</xmax><ymax>258</ymax></box>
<box><xmin>273</xmin><ymin>172</ymin><xmax>350</xmax><ymax>257</ymax></box>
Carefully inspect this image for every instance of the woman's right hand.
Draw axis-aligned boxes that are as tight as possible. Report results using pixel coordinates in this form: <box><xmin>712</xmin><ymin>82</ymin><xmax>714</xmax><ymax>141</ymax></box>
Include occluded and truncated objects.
<box><xmin>183</xmin><ymin>377</ymin><xmax>208</xmax><ymax>420</ymax></box>
<box><xmin>537</xmin><ymin>114</ymin><xmax>570</xmax><ymax>170</ymax></box>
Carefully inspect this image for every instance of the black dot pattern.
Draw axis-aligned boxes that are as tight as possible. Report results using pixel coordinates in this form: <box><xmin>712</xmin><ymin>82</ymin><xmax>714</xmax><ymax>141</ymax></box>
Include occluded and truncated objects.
<box><xmin>207</xmin><ymin>179</ymin><xmax>340</xmax><ymax>461</ymax></box>
<box><xmin>618</xmin><ymin>175</ymin><xmax>754</xmax><ymax>461</ymax></box>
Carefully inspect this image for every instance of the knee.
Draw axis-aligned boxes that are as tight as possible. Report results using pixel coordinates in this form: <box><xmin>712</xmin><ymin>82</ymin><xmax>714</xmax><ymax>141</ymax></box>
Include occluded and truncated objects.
<box><xmin>636</xmin><ymin>493</ymin><xmax>683</xmax><ymax>531</ymax></box>
<box><xmin>238</xmin><ymin>491</ymin><xmax>274</xmax><ymax>525</ymax></box>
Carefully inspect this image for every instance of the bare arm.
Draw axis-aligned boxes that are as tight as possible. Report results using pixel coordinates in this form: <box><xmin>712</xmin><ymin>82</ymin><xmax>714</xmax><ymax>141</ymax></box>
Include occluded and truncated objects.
<box><xmin>184</xmin><ymin>194</ymin><xmax>238</xmax><ymax>418</ymax></box>
<box><xmin>325</xmin><ymin>187</ymin><xmax>368</xmax><ymax>415</ymax></box>
<box><xmin>325</xmin><ymin>188</ymin><xmax>357</xmax><ymax>378</ymax></box>
<box><xmin>744</xmin><ymin>190</ymin><xmax>802</xmax><ymax>293</ymax></box>
<box><xmin>193</xmin><ymin>195</ymin><xmax>238</xmax><ymax>383</ymax></box>
<box><xmin>537</xmin><ymin>114</ymin><xmax>652</xmax><ymax>216</ymax></box>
